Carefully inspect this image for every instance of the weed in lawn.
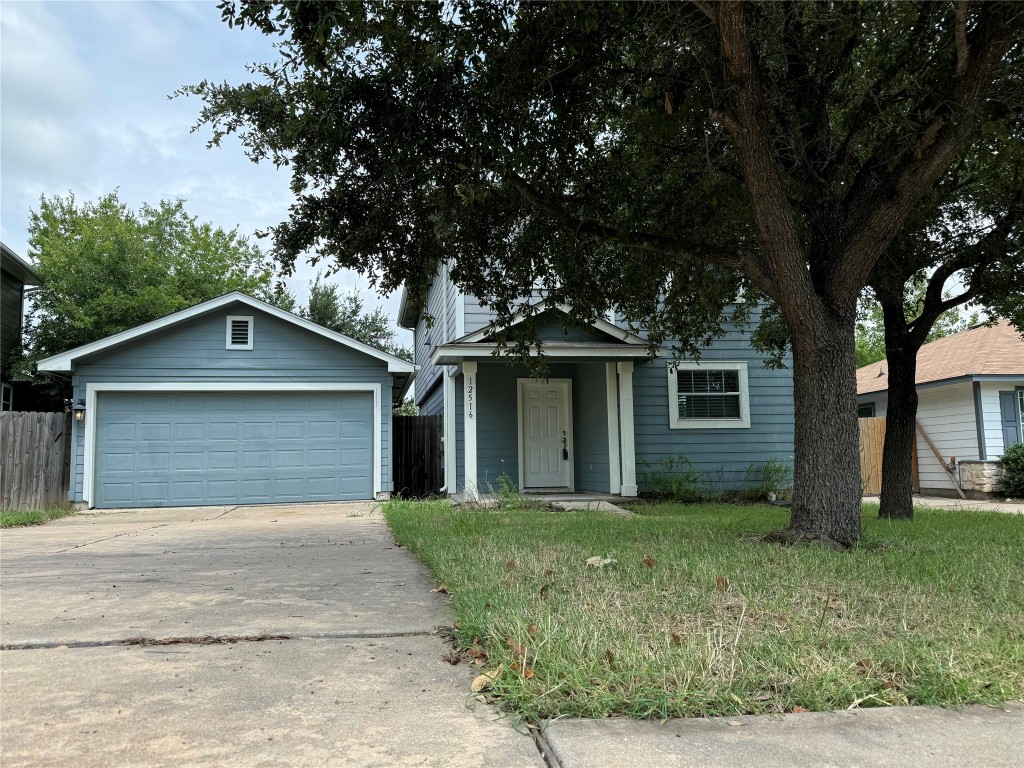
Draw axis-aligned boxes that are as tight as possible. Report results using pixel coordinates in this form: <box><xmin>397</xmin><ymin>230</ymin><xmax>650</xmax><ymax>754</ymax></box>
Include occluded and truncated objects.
<box><xmin>1</xmin><ymin>506</ymin><xmax>77</xmax><ymax>528</ymax></box>
<box><xmin>385</xmin><ymin>499</ymin><xmax>1024</xmax><ymax>721</ymax></box>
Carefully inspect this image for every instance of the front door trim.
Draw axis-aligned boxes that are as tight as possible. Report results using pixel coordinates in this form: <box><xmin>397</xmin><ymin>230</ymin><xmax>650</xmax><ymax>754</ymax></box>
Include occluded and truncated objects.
<box><xmin>517</xmin><ymin>378</ymin><xmax>574</xmax><ymax>492</ymax></box>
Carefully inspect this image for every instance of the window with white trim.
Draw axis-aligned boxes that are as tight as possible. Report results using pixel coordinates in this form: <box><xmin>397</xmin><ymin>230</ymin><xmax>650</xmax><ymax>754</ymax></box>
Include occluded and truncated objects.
<box><xmin>1</xmin><ymin>383</ymin><xmax>12</xmax><ymax>411</ymax></box>
<box><xmin>667</xmin><ymin>361</ymin><xmax>750</xmax><ymax>429</ymax></box>
<box><xmin>225</xmin><ymin>316</ymin><xmax>254</xmax><ymax>350</ymax></box>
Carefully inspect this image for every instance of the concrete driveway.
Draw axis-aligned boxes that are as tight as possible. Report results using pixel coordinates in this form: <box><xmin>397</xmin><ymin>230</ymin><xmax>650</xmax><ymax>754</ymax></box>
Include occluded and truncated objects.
<box><xmin>0</xmin><ymin>503</ymin><xmax>541</xmax><ymax>767</ymax></box>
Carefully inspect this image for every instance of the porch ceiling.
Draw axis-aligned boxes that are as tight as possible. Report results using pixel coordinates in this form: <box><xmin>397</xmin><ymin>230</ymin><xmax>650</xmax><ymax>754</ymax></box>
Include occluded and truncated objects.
<box><xmin>431</xmin><ymin>342</ymin><xmax>653</xmax><ymax>366</ymax></box>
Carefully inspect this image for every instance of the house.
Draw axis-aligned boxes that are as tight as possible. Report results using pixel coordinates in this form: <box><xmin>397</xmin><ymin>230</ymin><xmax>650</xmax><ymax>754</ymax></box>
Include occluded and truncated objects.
<box><xmin>397</xmin><ymin>266</ymin><xmax>795</xmax><ymax>499</ymax></box>
<box><xmin>856</xmin><ymin>320</ymin><xmax>1024</xmax><ymax>498</ymax></box>
<box><xmin>1</xmin><ymin>242</ymin><xmax>44</xmax><ymax>411</ymax></box>
<box><xmin>37</xmin><ymin>292</ymin><xmax>415</xmax><ymax>509</ymax></box>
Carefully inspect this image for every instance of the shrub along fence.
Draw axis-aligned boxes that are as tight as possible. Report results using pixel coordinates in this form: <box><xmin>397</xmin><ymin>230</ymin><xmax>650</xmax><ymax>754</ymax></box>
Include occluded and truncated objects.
<box><xmin>0</xmin><ymin>411</ymin><xmax>71</xmax><ymax>511</ymax></box>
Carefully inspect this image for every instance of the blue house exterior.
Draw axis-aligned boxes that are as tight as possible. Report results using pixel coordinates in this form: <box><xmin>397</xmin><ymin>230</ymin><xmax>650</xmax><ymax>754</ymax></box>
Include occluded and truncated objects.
<box><xmin>38</xmin><ymin>292</ymin><xmax>415</xmax><ymax>509</ymax></box>
<box><xmin>398</xmin><ymin>266</ymin><xmax>795</xmax><ymax>500</ymax></box>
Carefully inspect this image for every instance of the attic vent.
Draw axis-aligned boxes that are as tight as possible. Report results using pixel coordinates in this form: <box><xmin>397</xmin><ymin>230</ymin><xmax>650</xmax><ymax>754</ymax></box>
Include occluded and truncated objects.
<box><xmin>226</xmin><ymin>316</ymin><xmax>254</xmax><ymax>350</ymax></box>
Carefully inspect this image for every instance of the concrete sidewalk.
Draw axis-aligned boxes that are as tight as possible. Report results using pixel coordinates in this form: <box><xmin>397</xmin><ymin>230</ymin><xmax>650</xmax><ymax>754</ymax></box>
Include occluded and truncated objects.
<box><xmin>543</xmin><ymin>703</ymin><xmax>1024</xmax><ymax>767</ymax></box>
<box><xmin>862</xmin><ymin>495</ymin><xmax>1023</xmax><ymax>513</ymax></box>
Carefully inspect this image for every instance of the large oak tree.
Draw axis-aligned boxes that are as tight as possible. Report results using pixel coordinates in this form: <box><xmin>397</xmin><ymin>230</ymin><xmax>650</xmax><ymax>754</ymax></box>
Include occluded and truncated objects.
<box><xmin>184</xmin><ymin>1</ymin><xmax>1023</xmax><ymax>547</ymax></box>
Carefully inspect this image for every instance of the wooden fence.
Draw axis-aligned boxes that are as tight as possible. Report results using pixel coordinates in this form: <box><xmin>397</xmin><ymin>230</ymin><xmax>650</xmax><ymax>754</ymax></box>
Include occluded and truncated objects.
<box><xmin>392</xmin><ymin>415</ymin><xmax>443</xmax><ymax>498</ymax></box>
<box><xmin>858</xmin><ymin>416</ymin><xmax>918</xmax><ymax>495</ymax></box>
<box><xmin>1</xmin><ymin>411</ymin><xmax>72</xmax><ymax>511</ymax></box>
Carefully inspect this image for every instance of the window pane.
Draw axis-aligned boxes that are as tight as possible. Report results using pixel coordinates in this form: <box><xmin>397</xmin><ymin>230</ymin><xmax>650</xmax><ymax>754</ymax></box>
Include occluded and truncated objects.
<box><xmin>678</xmin><ymin>393</ymin><xmax>741</xmax><ymax>420</ymax></box>
<box><xmin>677</xmin><ymin>369</ymin><xmax>739</xmax><ymax>394</ymax></box>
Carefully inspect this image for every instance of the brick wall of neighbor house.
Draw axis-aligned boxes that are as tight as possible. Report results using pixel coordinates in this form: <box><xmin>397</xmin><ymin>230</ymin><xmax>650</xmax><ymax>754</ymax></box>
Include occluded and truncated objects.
<box><xmin>958</xmin><ymin>461</ymin><xmax>1005</xmax><ymax>495</ymax></box>
<box><xmin>914</xmin><ymin>382</ymin><xmax>980</xmax><ymax>495</ymax></box>
<box><xmin>69</xmin><ymin>303</ymin><xmax>394</xmax><ymax>501</ymax></box>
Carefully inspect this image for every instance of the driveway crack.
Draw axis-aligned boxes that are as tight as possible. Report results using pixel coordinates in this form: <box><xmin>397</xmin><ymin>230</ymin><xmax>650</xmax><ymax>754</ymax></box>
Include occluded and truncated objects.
<box><xmin>1</xmin><ymin>628</ymin><xmax>439</xmax><ymax>651</ymax></box>
<box><xmin>53</xmin><ymin>524</ymin><xmax>168</xmax><ymax>553</ymax></box>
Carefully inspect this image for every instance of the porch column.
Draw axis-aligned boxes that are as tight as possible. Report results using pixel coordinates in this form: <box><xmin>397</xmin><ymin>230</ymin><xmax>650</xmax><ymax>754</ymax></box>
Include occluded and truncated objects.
<box><xmin>606</xmin><ymin>363</ymin><xmax>621</xmax><ymax>494</ymax></box>
<box><xmin>442</xmin><ymin>369</ymin><xmax>457</xmax><ymax>494</ymax></box>
<box><xmin>463</xmin><ymin>361</ymin><xmax>478</xmax><ymax>500</ymax></box>
<box><xmin>617</xmin><ymin>362</ymin><xmax>638</xmax><ymax>496</ymax></box>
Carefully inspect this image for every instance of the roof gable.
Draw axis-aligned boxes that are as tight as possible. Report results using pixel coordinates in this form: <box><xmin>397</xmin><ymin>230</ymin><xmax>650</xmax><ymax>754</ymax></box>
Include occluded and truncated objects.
<box><xmin>37</xmin><ymin>292</ymin><xmax>417</xmax><ymax>374</ymax></box>
<box><xmin>857</xmin><ymin>320</ymin><xmax>1024</xmax><ymax>395</ymax></box>
<box><xmin>456</xmin><ymin>300</ymin><xmax>646</xmax><ymax>346</ymax></box>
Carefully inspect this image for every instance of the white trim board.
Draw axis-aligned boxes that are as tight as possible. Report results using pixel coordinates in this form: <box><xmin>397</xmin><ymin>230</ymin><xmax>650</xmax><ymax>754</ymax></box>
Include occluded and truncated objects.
<box><xmin>82</xmin><ymin>382</ymin><xmax>383</xmax><ymax>508</ymax></box>
<box><xmin>432</xmin><ymin>343</ymin><xmax>650</xmax><ymax>366</ymax></box>
<box><xmin>38</xmin><ymin>291</ymin><xmax>416</xmax><ymax>374</ymax></box>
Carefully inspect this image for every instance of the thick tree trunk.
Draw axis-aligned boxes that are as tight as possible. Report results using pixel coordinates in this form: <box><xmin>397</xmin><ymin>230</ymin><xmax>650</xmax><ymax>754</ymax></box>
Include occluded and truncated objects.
<box><xmin>877</xmin><ymin>335</ymin><xmax>919</xmax><ymax>520</ymax></box>
<box><xmin>781</xmin><ymin>315</ymin><xmax>863</xmax><ymax>548</ymax></box>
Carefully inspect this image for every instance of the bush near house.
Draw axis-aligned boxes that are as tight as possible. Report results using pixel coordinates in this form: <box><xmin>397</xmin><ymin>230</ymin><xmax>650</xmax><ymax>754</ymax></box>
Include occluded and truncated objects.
<box><xmin>999</xmin><ymin>443</ymin><xmax>1024</xmax><ymax>498</ymax></box>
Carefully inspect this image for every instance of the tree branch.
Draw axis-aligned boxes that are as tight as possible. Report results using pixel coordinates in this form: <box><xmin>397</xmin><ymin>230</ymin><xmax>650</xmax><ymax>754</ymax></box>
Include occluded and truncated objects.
<box><xmin>830</xmin><ymin>6</ymin><xmax>1024</xmax><ymax>301</ymax></box>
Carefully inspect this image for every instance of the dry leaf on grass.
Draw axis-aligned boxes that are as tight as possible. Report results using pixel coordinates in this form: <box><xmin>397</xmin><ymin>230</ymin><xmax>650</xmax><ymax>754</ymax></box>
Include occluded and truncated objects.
<box><xmin>527</xmin><ymin>624</ymin><xmax>540</xmax><ymax>636</ymax></box>
<box><xmin>431</xmin><ymin>584</ymin><xmax>449</xmax><ymax>594</ymax></box>
<box><xmin>505</xmin><ymin>560</ymin><xmax>516</xmax><ymax>570</ymax></box>
<box><xmin>791</xmin><ymin>706</ymin><xmax>809</xmax><ymax>714</ymax></box>
<box><xmin>586</xmin><ymin>556</ymin><xmax>617</xmax><ymax>568</ymax></box>
<box><xmin>715</xmin><ymin>576</ymin><xmax>729</xmax><ymax>590</ymax></box>
<box><xmin>507</xmin><ymin>637</ymin><xmax>527</xmax><ymax>658</ymax></box>
<box><xmin>642</xmin><ymin>555</ymin><xmax>657</xmax><ymax>568</ymax></box>
<box><xmin>470</xmin><ymin>664</ymin><xmax>505</xmax><ymax>693</ymax></box>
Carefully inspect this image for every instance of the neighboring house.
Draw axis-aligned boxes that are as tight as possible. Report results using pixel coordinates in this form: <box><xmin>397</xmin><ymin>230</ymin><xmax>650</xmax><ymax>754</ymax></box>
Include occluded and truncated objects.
<box><xmin>37</xmin><ymin>292</ymin><xmax>415</xmax><ymax>509</ymax></box>
<box><xmin>856</xmin><ymin>320</ymin><xmax>1024</xmax><ymax>498</ymax></box>
<box><xmin>397</xmin><ymin>266</ymin><xmax>795</xmax><ymax>499</ymax></box>
<box><xmin>1</xmin><ymin>242</ymin><xmax>44</xmax><ymax>411</ymax></box>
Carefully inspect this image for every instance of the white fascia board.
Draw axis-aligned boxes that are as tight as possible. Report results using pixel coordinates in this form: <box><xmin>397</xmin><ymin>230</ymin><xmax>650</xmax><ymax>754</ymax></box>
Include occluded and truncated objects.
<box><xmin>432</xmin><ymin>343</ymin><xmax>651</xmax><ymax>366</ymax></box>
<box><xmin>38</xmin><ymin>291</ymin><xmax>417</xmax><ymax>374</ymax></box>
<box><xmin>455</xmin><ymin>299</ymin><xmax>646</xmax><ymax>346</ymax></box>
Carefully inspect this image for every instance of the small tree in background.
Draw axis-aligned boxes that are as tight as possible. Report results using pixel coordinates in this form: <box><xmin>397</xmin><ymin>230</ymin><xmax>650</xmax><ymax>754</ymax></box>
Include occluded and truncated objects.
<box><xmin>299</xmin><ymin>274</ymin><xmax>412</xmax><ymax>361</ymax></box>
<box><xmin>10</xmin><ymin>191</ymin><xmax>273</xmax><ymax>400</ymax></box>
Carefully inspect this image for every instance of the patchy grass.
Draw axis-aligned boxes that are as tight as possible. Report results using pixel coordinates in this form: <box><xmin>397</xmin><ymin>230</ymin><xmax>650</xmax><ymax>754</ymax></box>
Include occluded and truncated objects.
<box><xmin>1</xmin><ymin>506</ymin><xmax>77</xmax><ymax>528</ymax></box>
<box><xmin>384</xmin><ymin>499</ymin><xmax>1024</xmax><ymax>721</ymax></box>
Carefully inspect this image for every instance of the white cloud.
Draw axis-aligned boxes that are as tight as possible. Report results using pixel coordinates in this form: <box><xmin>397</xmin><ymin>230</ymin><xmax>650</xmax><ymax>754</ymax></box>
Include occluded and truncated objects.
<box><xmin>0</xmin><ymin>0</ymin><xmax>410</xmax><ymax>348</ymax></box>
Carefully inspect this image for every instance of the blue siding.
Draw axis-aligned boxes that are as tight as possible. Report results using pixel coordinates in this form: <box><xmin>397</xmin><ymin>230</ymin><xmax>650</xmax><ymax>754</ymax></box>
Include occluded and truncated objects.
<box><xmin>576</xmin><ymin>363</ymin><xmax>611</xmax><ymax>493</ymax></box>
<box><xmin>633</xmin><ymin>330</ymin><xmax>795</xmax><ymax>493</ymax></box>
<box><xmin>411</xmin><ymin>280</ymin><xmax>794</xmax><ymax>496</ymax></box>
<box><xmin>70</xmin><ymin>302</ymin><xmax>393</xmax><ymax>502</ymax></box>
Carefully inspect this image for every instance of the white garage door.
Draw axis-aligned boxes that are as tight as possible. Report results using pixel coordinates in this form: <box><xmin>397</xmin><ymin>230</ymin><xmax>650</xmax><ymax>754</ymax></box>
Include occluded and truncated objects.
<box><xmin>93</xmin><ymin>391</ymin><xmax>374</xmax><ymax>508</ymax></box>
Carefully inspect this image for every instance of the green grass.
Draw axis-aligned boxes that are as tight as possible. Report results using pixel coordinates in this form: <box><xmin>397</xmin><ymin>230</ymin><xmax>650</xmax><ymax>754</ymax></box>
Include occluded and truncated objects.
<box><xmin>384</xmin><ymin>499</ymin><xmax>1024</xmax><ymax>721</ymax></box>
<box><xmin>1</xmin><ymin>506</ymin><xmax>78</xmax><ymax>528</ymax></box>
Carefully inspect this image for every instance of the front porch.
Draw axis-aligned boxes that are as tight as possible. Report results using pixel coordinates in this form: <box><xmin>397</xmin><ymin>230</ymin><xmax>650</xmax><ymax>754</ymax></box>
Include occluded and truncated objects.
<box><xmin>438</xmin><ymin>359</ymin><xmax>643</xmax><ymax>501</ymax></box>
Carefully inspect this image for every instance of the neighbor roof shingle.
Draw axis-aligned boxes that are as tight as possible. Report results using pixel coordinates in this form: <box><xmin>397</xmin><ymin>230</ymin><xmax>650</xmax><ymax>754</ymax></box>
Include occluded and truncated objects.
<box><xmin>856</xmin><ymin>320</ymin><xmax>1024</xmax><ymax>395</ymax></box>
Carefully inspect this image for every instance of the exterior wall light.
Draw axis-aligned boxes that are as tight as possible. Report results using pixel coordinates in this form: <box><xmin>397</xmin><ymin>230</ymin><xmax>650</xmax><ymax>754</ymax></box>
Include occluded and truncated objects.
<box><xmin>73</xmin><ymin>401</ymin><xmax>87</xmax><ymax>422</ymax></box>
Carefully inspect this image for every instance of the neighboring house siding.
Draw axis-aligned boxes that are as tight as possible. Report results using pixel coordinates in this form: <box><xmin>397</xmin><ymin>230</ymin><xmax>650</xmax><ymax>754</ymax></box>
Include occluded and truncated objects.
<box><xmin>576</xmin><ymin>362</ymin><xmax>610</xmax><ymax>493</ymax></box>
<box><xmin>979</xmin><ymin>380</ymin><xmax>1024</xmax><ymax>457</ymax></box>
<box><xmin>914</xmin><ymin>382</ymin><xmax>979</xmax><ymax>493</ymax></box>
<box><xmin>69</xmin><ymin>305</ymin><xmax>393</xmax><ymax>502</ymax></box>
<box><xmin>857</xmin><ymin>393</ymin><xmax>888</xmax><ymax>418</ymax></box>
<box><xmin>1</xmin><ymin>269</ymin><xmax>24</xmax><ymax>376</ymax></box>
<box><xmin>464</xmin><ymin>295</ymin><xmax>492</xmax><ymax>335</ymax></box>
<box><xmin>633</xmin><ymin>327</ymin><xmax>795</xmax><ymax>492</ymax></box>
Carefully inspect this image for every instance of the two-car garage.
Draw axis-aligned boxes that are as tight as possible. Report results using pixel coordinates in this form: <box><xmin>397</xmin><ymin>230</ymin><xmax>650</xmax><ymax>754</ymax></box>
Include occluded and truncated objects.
<box><xmin>37</xmin><ymin>292</ymin><xmax>415</xmax><ymax>509</ymax></box>
<box><xmin>92</xmin><ymin>390</ymin><xmax>375</xmax><ymax>509</ymax></box>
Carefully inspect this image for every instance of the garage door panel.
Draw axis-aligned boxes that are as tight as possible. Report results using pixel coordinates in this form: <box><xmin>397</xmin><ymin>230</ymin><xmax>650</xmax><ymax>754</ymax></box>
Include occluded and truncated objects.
<box><xmin>94</xmin><ymin>391</ymin><xmax>374</xmax><ymax>508</ymax></box>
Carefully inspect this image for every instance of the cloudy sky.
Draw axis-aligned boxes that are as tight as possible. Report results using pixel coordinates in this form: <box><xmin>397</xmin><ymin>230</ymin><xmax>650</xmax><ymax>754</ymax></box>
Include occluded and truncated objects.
<box><xmin>0</xmin><ymin>0</ymin><xmax>410</xmax><ymax>344</ymax></box>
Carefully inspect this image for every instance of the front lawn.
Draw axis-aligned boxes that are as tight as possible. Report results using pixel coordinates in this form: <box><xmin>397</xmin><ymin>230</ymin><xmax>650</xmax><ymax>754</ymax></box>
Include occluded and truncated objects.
<box><xmin>384</xmin><ymin>499</ymin><xmax>1024</xmax><ymax>721</ymax></box>
<box><xmin>1</xmin><ymin>507</ymin><xmax>77</xmax><ymax>528</ymax></box>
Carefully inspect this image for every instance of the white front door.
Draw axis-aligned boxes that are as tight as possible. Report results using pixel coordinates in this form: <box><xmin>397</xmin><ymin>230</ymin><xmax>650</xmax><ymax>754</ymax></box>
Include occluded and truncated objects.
<box><xmin>519</xmin><ymin>379</ymin><xmax>573</xmax><ymax>490</ymax></box>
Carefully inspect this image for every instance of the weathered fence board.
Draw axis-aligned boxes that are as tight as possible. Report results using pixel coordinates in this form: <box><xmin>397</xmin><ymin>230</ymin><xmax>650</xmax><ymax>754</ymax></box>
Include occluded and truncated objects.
<box><xmin>393</xmin><ymin>415</ymin><xmax>443</xmax><ymax>498</ymax></box>
<box><xmin>1</xmin><ymin>411</ymin><xmax>71</xmax><ymax>511</ymax></box>
<box><xmin>858</xmin><ymin>415</ymin><xmax>919</xmax><ymax>496</ymax></box>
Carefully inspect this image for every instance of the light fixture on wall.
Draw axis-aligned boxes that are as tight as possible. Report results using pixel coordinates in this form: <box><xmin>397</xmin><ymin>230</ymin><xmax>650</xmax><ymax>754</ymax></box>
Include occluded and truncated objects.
<box><xmin>72</xmin><ymin>401</ymin><xmax>87</xmax><ymax>422</ymax></box>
